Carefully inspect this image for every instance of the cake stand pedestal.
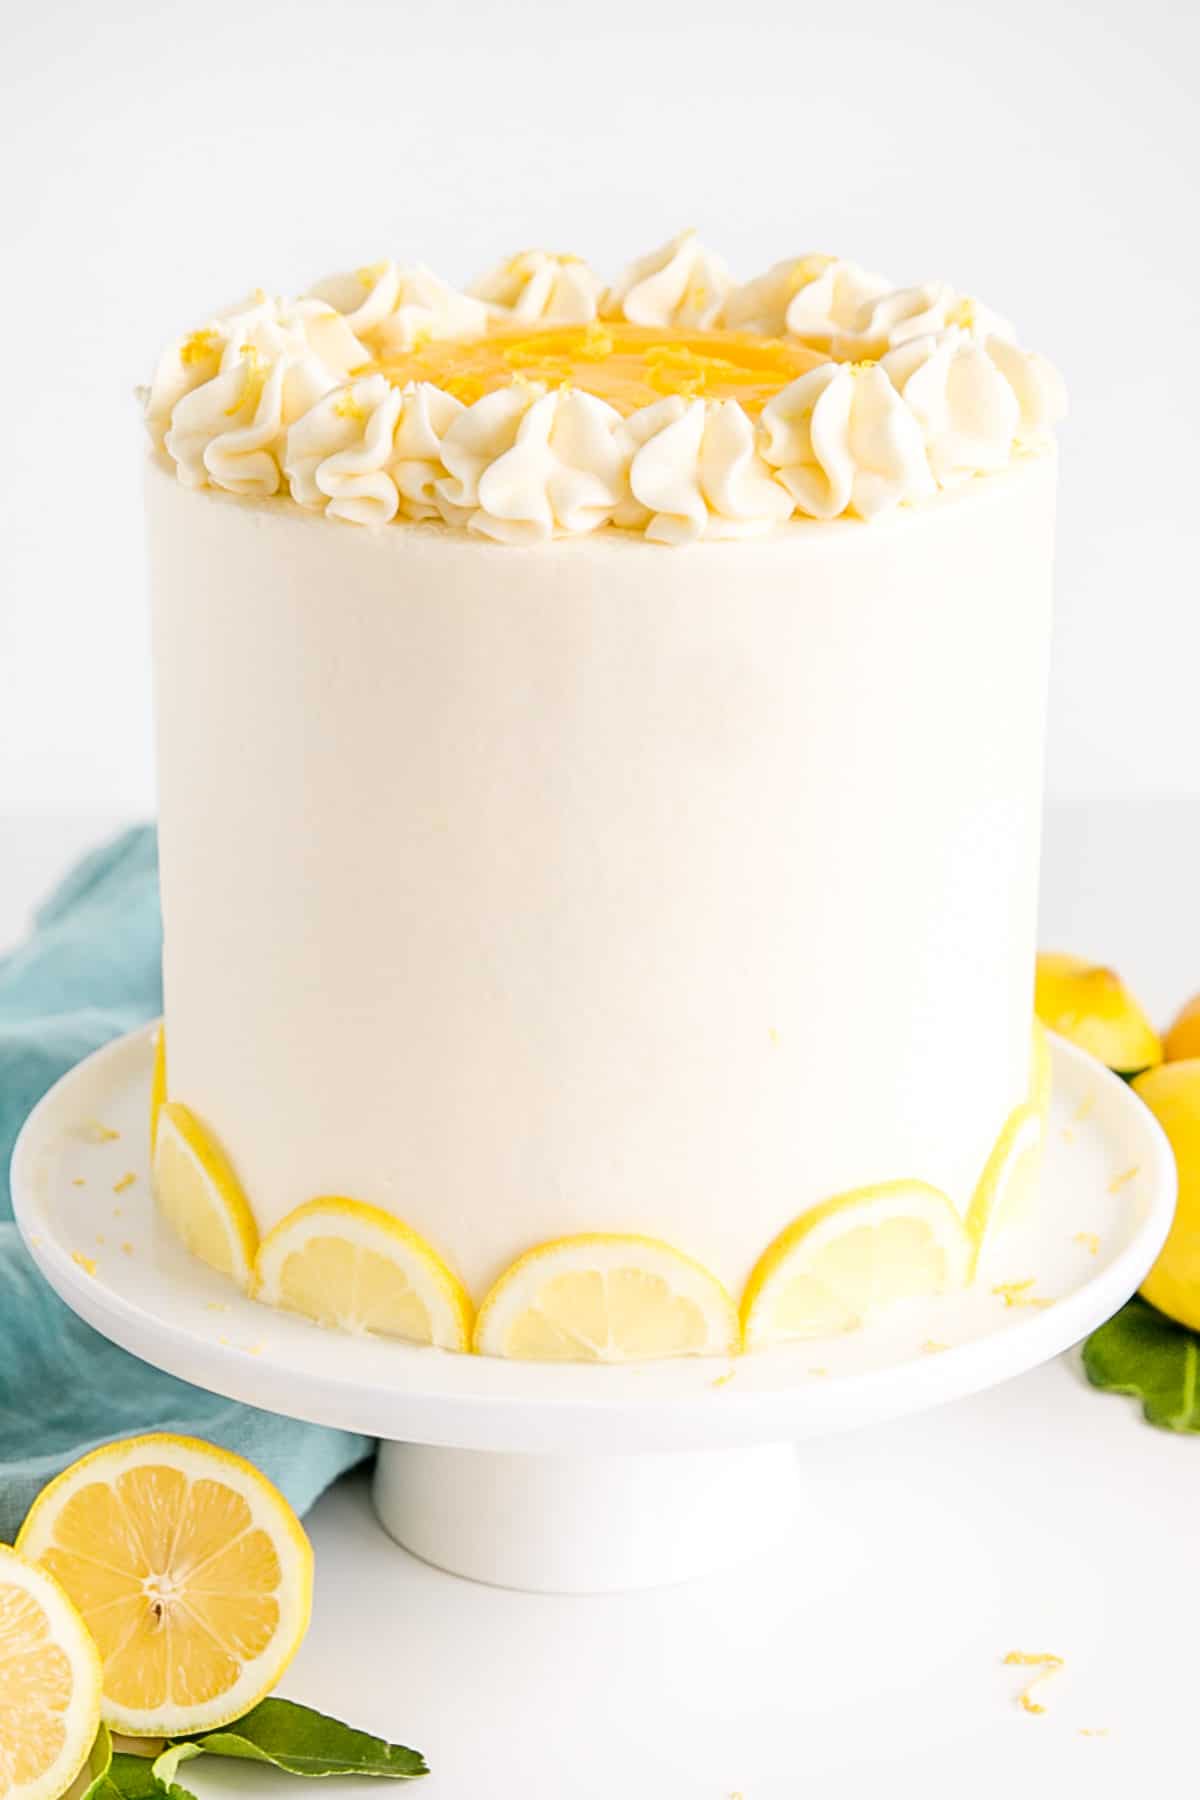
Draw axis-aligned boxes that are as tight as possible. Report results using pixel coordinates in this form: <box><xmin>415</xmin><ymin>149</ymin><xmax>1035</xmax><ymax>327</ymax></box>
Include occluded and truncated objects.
<box><xmin>11</xmin><ymin>1028</ymin><xmax>1174</xmax><ymax>1592</ymax></box>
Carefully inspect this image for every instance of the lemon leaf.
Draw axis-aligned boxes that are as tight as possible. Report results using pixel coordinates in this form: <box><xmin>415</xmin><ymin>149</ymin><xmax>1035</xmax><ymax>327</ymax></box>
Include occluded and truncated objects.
<box><xmin>176</xmin><ymin>1698</ymin><xmax>428</xmax><ymax>1779</ymax></box>
<box><xmin>150</xmin><ymin>1745</ymin><xmax>204</xmax><ymax>1791</ymax></box>
<box><xmin>109</xmin><ymin>1756</ymin><xmax>194</xmax><ymax>1800</ymax></box>
<box><xmin>80</xmin><ymin>1730</ymin><xmax>194</xmax><ymax>1800</ymax></box>
<box><xmin>80</xmin><ymin>1724</ymin><xmax>119</xmax><ymax>1800</ymax></box>
<box><xmin>1083</xmin><ymin>1297</ymin><xmax>1200</xmax><ymax>1432</ymax></box>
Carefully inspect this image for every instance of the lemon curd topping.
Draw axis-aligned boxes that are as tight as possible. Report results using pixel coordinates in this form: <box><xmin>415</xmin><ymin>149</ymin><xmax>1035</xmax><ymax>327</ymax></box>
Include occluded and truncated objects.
<box><xmin>370</xmin><ymin>321</ymin><xmax>828</xmax><ymax>417</ymax></box>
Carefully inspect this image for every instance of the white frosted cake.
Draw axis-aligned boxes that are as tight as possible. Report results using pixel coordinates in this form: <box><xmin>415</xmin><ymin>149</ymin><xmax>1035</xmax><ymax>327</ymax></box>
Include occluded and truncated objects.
<box><xmin>142</xmin><ymin>232</ymin><xmax>1064</xmax><ymax>1361</ymax></box>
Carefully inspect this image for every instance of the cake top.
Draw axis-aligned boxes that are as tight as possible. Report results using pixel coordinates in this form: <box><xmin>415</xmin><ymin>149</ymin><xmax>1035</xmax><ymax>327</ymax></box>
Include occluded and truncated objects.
<box><xmin>143</xmin><ymin>232</ymin><xmax>1066</xmax><ymax>546</ymax></box>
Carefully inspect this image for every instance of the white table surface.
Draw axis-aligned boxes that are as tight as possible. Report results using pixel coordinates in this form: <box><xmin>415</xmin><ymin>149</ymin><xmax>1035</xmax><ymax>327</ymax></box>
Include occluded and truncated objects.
<box><xmin>6</xmin><ymin>803</ymin><xmax>1200</xmax><ymax>1800</ymax></box>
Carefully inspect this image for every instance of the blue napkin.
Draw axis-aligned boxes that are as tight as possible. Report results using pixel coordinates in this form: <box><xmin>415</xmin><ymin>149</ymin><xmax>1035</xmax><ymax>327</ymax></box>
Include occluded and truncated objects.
<box><xmin>0</xmin><ymin>827</ymin><xmax>371</xmax><ymax>1541</ymax></box>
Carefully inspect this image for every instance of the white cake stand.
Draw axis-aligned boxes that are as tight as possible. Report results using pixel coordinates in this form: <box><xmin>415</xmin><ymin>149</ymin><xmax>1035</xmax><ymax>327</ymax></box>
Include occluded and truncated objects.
<box><xmin>11</xmin><ymin>1026</ymin><xmax>1175</xmax><ymax>1593</ymax></box>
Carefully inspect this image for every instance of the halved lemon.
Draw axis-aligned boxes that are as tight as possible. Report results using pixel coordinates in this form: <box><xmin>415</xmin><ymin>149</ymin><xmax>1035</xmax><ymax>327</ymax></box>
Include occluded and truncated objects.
<box><xmin>1034</xmin><ymin>951</ymin><xmax>1162</xmax><ymax>1075</ymax></box>
<box><xmin>152</xmin><ymin>1102</ymin><xmax>258</xmax><ymax>1290</ymax></box>
<box><xmin>1030</xmin><ymin>1017</ymin><xmax>1052</xmax><ymax>1121</ymax></box>
<box><xmin>0</xmin><ymin>1545</ymin><xmax>102</xmax><ymax>1800</ymax></box>
<box><xmin>967</xmin><ymin>1104</ymin><xmax>1044</xmax><ymax>1249</ymax></box>
<box><xmin>254</xmin><ymin>1197</ymin><xmax>472</xmax><ymax>1349</ymax></box>
<box><xmin>741</xmin><ymin>1181</ymin><xmax>972</xmax><ymax>1349</ymax></box>
<box><xmin>15</xmin><ymin>1434</ymin><xmax>312</xmax><ymax>1739</ymax></box>
<box><xmin>473</xmin><ymin>1233</ymin><xmax>741</xmax><ymax>1361</ymax></box>
<box><xmin>149</xmin><ymin>1023</ymin><xmax>166</xmax><ymax>1153</ymax></box>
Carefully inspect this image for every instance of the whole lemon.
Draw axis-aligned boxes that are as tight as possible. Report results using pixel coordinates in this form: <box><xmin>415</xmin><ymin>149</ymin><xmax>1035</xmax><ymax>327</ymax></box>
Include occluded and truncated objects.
<box><xmin>1164</xmin><ymin>992</ymin><xmax>1200</xmax><ymax>1063</ymax></box>
<box><xmin>1134</xmin><ymin>1059</ymin><xmax>1200</xmax><ymax>1330</ymax></box>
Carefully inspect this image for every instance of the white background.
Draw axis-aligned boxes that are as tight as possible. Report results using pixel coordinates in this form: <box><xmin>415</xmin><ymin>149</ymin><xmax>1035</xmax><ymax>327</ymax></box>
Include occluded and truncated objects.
<box><xmin>2</xmin><ymin>0</ymin><xmax>1198</xmax><ymax>819</ymax></box>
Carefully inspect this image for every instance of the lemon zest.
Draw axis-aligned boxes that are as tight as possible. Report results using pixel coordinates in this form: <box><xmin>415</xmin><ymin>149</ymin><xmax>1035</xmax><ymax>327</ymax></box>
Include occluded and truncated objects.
<box><xmin>76</xmin><ymin>1121</ymin><xmax>119</xmax><ymax>1143</ymax></box>
<box><xmin>1003</xmin><ymin>1650</ymin><xmax>1064</xmax><ymax>1715</ymax></box>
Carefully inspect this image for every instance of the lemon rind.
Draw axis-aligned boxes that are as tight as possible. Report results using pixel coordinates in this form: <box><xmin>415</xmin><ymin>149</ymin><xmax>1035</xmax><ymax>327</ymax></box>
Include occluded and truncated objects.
<box><xmin>149</xmin><ymin>1020</ymin><xmax>167</xmax><ymax>1152</ymax></box>
<box><xmin>1029</xmin><ymin>1016</ymin><xmax>1053</xmax><ymax>1119</ymax></box>
<box><xmin>965</xmin><ymin>1103</ymin><xmax>1044</xmax><ymax>1254</ymax></box>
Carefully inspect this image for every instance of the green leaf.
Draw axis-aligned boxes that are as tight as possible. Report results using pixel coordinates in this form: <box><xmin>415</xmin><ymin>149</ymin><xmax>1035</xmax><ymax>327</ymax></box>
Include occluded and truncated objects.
<box><xmin>1083</xmin><ymin>1296</ymin><xmax>1200</xmax><ymax>1430</ymax></box>
<box><xmin>109</xmin><ymin>1756</ymin><xmax>194</xmax><ymax>1800</ymax></box>
<box><xmin>151</xmin><ymin>1744</ymin><xmax>204</xmax><ymax>1790</ymax></box>
<box><xmin>81</xmin><ymin>1723</ymin><xmax>118</xmax><ymax>1800</ymax></box>
<box><xmin>182</xmin><ymin>1697</ymin><xmax>427</xmax><ymax>1779</ymax></box>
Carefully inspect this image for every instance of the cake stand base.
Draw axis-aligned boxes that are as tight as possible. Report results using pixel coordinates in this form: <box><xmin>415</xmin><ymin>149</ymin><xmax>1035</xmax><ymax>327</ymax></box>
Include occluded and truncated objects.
<box><xmin>373</xmin><ymin>1441</ymin><xmax>802</xmax><ymax>1592</ymax></box>
<box><xmin>11</xmin><ymin>1026</ymin><xmax>1175</xmax><ymax>1592</ymax></box>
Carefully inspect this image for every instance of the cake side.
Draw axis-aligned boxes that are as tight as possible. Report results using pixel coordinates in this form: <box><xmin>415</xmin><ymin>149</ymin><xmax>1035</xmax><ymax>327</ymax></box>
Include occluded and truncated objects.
<box><xmin>147</xmin><ymin>454</ymin><xmax>1056</xmax><ymax>1309</ymax></box>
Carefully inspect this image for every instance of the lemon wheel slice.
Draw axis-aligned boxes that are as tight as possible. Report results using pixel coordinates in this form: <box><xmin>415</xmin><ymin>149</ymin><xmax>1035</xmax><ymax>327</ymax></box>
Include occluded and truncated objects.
<box><xmin>152</xmin><ymin>1101</ymin><xmax>258</xmax><ymax>1290</ymax></box>
<box><xmin>967</xmin><ymin>1104</ymin><xmax>1044</xmax><ymax>1249</ymax></box>
<box><xmin>15</xmin><ymin>1434</ymin><xmax>313</xmax><ymax>1739</ymax></box>
<box><xmin>149</xmin><ymin>1022</ymin><xmax>167</xmax><ymax>1153</ymax></box>
<box><xmin>0</xmin><ymin>1544</ymin><xmax>102</xmax><ymax>1800</ymax></box>
<box><xmin>254</xmin><ymin>1197</ymin><xmax>473</xmax><ymax>1350</ymax></box>
<box><xmin>741</xmin><ymin>1181</ymin><xmax>972</xmax><ymax>1350</ymax></box>
<box><xmin>473</xmin><ymin>1233</ymin><xmax>741</xmax><ymax>1361</ymax></box>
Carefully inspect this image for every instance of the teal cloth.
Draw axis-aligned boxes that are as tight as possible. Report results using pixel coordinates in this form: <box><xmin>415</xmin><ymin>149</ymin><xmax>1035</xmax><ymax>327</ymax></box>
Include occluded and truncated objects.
<box><xmin>0</xmin><ymin>828</ymin><xmax>371</xmax><ymax>1541</ymax></box>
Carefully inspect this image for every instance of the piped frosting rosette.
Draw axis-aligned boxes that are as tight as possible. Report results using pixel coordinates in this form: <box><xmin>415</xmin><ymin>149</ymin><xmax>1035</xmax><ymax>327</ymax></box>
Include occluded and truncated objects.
<box><xmin>145</xmin><ymin>233</ymin><xmax>1067</xmax><ymax>540</ymax></box>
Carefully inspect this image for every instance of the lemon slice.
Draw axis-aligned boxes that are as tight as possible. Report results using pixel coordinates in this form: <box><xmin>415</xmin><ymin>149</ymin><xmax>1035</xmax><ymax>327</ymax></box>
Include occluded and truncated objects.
<box><xmin>1030</xmin><ymin>1016</ymin><xmax>1052</xmax><ymax>1121</ymax></box>
<box><xmin>15</xmin><ymin>1434</ymin><xmax>313</xmax><ymax>1739</ymax></box>
<box><xmin>741</xmin><ymin>1181</ymin><xmax>972</xmax><ymax>1349</ymax></box>
<box><xmin>967</xmin><ymin>1104</ymin><xmax>1044</xmax><ymax>1249</ymax></box>
<box><xmin>473</xmin><ymin>1233</ymin><xmax>741</xmax><ymax>1361</ymax></box>
<box><xmin>254</xmin><ymin>1197</ymin><xmax>473</xmax><ymax>1349</ymax></box>
<box><xmin>152</xmin><ymin>1102</ymin><xmax>258</xmax><ymax>1290</ymax></box>
<box><xmin>149</xmin><ymin>1022</ymin><xmax>166</xmax><ymax>1152</ymax></box>
<box><xmin>0</xmin><ymin>1545</ymin><xmax>102</xmax><ymax>1800</ymax></box>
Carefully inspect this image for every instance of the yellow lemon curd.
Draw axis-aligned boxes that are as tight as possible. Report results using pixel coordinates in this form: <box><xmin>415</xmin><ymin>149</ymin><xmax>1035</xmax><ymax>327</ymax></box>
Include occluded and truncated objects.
<box><xmin>371</xmin><ymin>321</ymin><xmax>828</xmax><ymax>416</ymax></box>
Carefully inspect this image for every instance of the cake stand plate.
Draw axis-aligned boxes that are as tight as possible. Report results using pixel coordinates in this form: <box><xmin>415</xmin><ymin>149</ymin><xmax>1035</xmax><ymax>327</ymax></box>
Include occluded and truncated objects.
<box><xmin>11</xmin><ymin>1027</ymin><xmax>1175</xmax><ymax>1592</ymax></box>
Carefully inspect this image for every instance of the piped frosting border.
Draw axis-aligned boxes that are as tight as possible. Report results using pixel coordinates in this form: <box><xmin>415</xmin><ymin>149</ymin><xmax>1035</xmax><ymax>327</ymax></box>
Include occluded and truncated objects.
<box><xmin>143</xmin><ymin>231</ymin><xmax>1067</xmax><ymax>545</ymax></box>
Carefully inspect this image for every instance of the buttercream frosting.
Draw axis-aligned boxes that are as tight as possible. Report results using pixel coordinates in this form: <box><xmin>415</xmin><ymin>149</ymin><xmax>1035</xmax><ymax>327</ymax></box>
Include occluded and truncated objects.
<box><xmin>470</xmin><ymin>250</ymin><xmax>605</xmax><ymax>325</ymax></box>
<box><xmin>722</xmin><ymin>254</ymin><xmax>889</xmax><ymax>348</ymax></box>
<box><xmin>602</xmin><ymin>230</ymin><xmax>733</xmax><ymax>330</ymax></box>
<box><xmin>145</xmin><ymin>235</ymin><xmax>1066</xmax><ymax>540</ymax></box>
<box><xmin>308</xmin><ymin>262</ymin><xmax>489</xmax><ymax>355</ymax></box>
<box><xmin>760</xmin><ymin>362</ymin><xmax>937</xmax><ymax>520</ymax></box>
